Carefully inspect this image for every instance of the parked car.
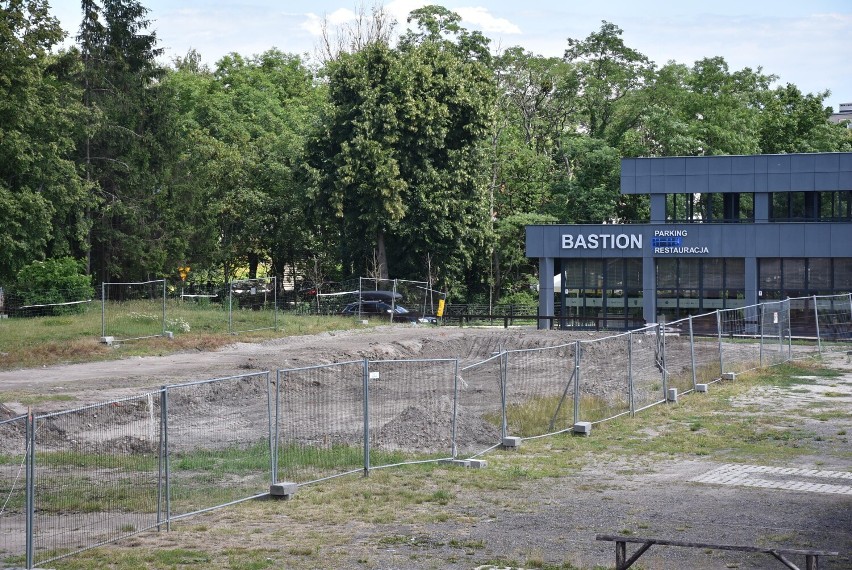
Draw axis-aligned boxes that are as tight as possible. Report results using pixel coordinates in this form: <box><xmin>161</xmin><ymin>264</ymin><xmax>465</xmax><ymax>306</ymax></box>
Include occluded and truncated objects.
<box><xmin>341</xmin><ymin>300</ymin><xmax>437</xmax><ymax>324</ymax></box>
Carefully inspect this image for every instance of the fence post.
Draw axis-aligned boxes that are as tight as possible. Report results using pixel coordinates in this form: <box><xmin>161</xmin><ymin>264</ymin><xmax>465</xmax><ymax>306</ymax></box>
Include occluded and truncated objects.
<box><xmin>500</xmin><ymin>350</ymin><xmax>508</xmax><ymax>439</ymax></box>
<box><xmin>573</xmin><ymin>341</ymin><xmax>581</xmax><ymax>424</ymax></box>
<box><xmin>451</xmin><ymin>359</ymin><xmax>459</xmax><ymax>459</ymax></box>
<box><xmin>689</xmin><ymin>314</ymin><xmax>697</xmax><ymax>390</ymax></box>
<box><xmin>760</xmin><ymin>303</ymin><xmax>765</xmax><ymax>367</ymax></box>
<box><xmin>162</xmin><ymin>386</ymin><xmax>171</xmax><ymax>531</ymax></box>
<box><xmin>25</xmin><ymin>407</ymin><xmax>34</xmax><ymax>570</ymax></box>
<box><xmin>785</xmin><ymin>299</ymin><xmax>792</xmax><ymax>361</ymax></box>
<box><xmin>273</xmin><ymin>276</ymin><xmax>279</xmax><ymax>332</ymax></box>
<box><xmin>101</xmin><ymin>282</ymin><xmax>106</xmax><ymax>338</ymax></box>
<box><xmin>228</xmin><ymin>281</ymin><xmax>233</xmax><ymax>334</ymax></box>
<box><xmin>266</xmin><ymin>371</ymin><xmax>276</xmax><ymax>485</ymax></box>
<box><xmin>660</xmin><ymin>324</ymin><xmax>668</xmax><ymax>399</ymax></box>
<box><xmin>162</xmin><ymin>279</ymin><xmax>167</xmax><ymax>336</ymax></box>
<box><xmin>363</xmin><ymin>359</ymin><xmax>370</xmax><ymax>477</ymax></box>
<box><xmin>156</xmin><ymin>389</ymin><xmax>164</xmax><ymax>531</ymax></box>
<box><xmin>628</xmin><ymin>333</ymin><xmax>635</xmax><ymax>417</ymax></box>
<box><xmin>813</xmin><ymin>295</ymin><xmax>822</xmax><ymax>354</ymax></box>
<box><xmin>716</xmin><ymin>310</ymin><xmax>724</xmax><ymax>376</ymax></box>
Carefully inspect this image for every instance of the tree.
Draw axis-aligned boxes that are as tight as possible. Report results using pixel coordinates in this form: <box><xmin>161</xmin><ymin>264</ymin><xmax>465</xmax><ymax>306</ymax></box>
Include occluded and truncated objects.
<box><xmin>76</xmin><ymin>0</ymin><xmax>168</xmax><ymax>281</ymax></box>
<box><xmin>565</xmin><ymin>21</ymin><xmax>653</xmax><ymax>144</ymax></box>
<box><xmin>162</xmin><ymin>49</ymin><xmax>319</xmax><ymax>283</ymax></box>
<box><xmin>0</xmin><ymin>0</ymin><xmax>91</xmax><ymax>282</ymax></box>
<box><xmin>758</xmin><ymin>84</ymin><xmax>852</xmax><ymax>153</ymax></box>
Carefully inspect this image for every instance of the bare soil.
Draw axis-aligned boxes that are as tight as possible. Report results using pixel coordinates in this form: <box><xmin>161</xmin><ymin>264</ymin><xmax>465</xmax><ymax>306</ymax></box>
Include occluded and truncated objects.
<box><xmin>0</xmin><ymin>326</ymin><xmax>849</xmax><ymax>569</ymax></box>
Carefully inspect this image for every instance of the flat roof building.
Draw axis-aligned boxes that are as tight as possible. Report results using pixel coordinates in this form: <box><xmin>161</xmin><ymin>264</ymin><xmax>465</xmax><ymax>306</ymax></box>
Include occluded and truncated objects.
<box><xmin>526</xmin><ymin>152</ymin><xmax>852</xmax><ymax>330</ymax></box>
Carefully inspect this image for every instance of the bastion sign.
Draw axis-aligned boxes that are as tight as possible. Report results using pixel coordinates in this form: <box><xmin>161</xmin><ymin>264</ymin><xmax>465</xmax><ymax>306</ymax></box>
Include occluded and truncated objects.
<box><xmin>561</xmin><ymin>233</ymin><xmax>642</xmax><ymax>249</ymax></box>
<box><xmin>559</xmin><ymin>230</ymin><xmax>709</xmax><ymax>254</ymax></box>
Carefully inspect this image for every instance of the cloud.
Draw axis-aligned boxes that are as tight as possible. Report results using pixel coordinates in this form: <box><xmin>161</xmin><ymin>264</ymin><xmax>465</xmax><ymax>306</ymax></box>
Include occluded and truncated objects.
<box><xmin>456</xmin><ymin>7</ymin><xmax>521</xmax><ymax>34</ymax></box>
<box><xmin>301</xmin><ymin>8</ymin><xmax>358</xmax><ymax>37</ymax></box>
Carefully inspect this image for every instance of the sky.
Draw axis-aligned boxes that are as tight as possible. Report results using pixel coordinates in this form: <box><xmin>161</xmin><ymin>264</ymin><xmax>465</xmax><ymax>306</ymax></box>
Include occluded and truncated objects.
<box><xmin>50</xmin><ymin>0</ymin><xmax>852</xmax><ymax>112</ymax></box>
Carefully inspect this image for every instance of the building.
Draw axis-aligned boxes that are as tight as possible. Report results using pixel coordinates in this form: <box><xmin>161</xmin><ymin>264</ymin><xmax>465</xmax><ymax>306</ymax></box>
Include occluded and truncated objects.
<box><xmin>526</xmin><ymin>152</ymin><xmax>852</xmax><ymax>329</ymax></box>
<box><xmin>829</xmin><ymin>102</ymin><xmax>852</xmax><ymax>127</ymax></box>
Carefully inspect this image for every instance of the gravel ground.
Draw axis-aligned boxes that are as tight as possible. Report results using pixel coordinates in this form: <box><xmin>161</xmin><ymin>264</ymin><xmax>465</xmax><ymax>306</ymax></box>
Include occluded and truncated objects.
<box><xmin>1</xmin><ymin>326</ymin><xmax>849</xmax><ymax>569</ymax></box>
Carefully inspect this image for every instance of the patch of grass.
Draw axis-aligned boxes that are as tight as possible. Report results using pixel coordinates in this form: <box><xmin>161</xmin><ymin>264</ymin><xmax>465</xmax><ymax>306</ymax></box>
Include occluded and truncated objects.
<box><xmin>0</xmin><ymin>306</ymin><xmax>363</xmax><ymax>371</ymax></box>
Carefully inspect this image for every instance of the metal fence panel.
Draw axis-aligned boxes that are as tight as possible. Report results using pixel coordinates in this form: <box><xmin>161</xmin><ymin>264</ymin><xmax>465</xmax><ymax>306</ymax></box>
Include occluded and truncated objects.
<box><xmin>630</xmin><ymin>325</ymin><xmax>667</xmax><ymax>413</ymax></box>
<box><xmin>101</xmin><ymin>280</ymin><xmax>166</xmax><ymax>341</ymax></box>
<box><xmin>32</xmin><ymin>395</ymin><xmax>161</xmax><ymax>566</ymax></box>
<box><xmin>813</xmin><ymin>294</ymin><xmax>852</xmax><ymax>353</ymax></box>
<box><xmin>718</xmin><ymin>306</ymin><xmax>763</xmax><ymax>374</ymax></box>
<box><xmin>276</xmin><ymin>362</ymin><xmax>365</xmax><ymax>485</ymax></box>
<box><xmin>367</xmin><ymin>359</ymin><xmax>457</xmax><ymax>468</ymax></box>
<box><xmin>456</xmin><ymin>355</ymin><xmax>503</xmax><ymax>458</ymax></box>
<box><xmin>504</xmin><ymin>343</ymin><xmax>576</xmax><ymax>438</ymax></box>
<box><xmin>690</xmin><ymin>312</ymin><xmax>722</xmax><ymax>385</ymax></box>
<box><xmin>665</xmin><ymin>318</ymin><xmax>697</xmax><ymax>394</ymax></box>
<box><xmin>164</xmin><ymin>373</ymin><xmax>272</xmax><ymax>520</ymax></box>
<box><xmin>578</xmin><ymin>333</ymin><xmax>631</xmax><ymax>422</ymax></box>
<box><xmin>760</xmin><ymin>300</ymin><xmax>792</xmax><ymax>367</ymax></box>
<box><xmin>0</xmin><ymin>415</ymin><xmax>27</xmax><ymax>565</ymax></box>
<box><xmin>228</xmin><ymin>277</ymin><xmax>278</xmax><ymax>334</ymax></box>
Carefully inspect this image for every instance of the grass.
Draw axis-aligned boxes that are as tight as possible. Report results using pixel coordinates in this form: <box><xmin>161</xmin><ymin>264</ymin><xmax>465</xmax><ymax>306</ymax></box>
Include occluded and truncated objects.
<box><xmin>9</xmin><ymin>343</ymin><xmax>847</xmax><ymax>569</ymax></box>
<box><xmin>0</xmin><ymin>301</ymin><xmax>368</xmax><ymax>370</ymax></box>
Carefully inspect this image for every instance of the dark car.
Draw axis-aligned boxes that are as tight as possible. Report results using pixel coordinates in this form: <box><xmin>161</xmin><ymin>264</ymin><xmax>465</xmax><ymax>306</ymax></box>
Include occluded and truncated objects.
<box><xmin>341</xmin><ymin>300</ymin><xmax>437</xmax><ymax>324</ymax></box>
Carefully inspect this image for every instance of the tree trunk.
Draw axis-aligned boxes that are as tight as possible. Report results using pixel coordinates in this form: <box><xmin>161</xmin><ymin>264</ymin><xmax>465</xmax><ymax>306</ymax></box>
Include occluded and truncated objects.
<box><xmin>248</xmin><ymin>252</ymin><xmax>259</xmax><ymax>279</ymax></box>
<box><xmin>376</xmin><ymin>230</ymin><xmax>389</xmax><ymax>280</ymax></box>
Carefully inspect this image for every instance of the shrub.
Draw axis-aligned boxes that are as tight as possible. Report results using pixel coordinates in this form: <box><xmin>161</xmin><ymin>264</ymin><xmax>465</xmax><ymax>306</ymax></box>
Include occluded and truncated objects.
<box><xmin>13</xmin><ymin>257</ymin><xmax>94</xmax><ymax>315</ymax></box>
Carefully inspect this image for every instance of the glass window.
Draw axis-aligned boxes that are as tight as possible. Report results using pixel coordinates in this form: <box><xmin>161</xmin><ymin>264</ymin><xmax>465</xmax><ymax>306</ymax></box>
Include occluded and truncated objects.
<box><xmin>657</xmin><ymin>258</ymin><xmax>677</xmax><ymax>288</ymax></box>
<box><xmin>784</xmin><ymin>259</ymin><xmax>806</xmax><ymax>291</ymax></box>
<box><xmin>759</xmin><ymin>259</ymin><xmax>781</xmax><ymax>291</ymax></box>
<box><xmin>725</xmin><ymin>259</ymin><xmax>745</xmax><ymax>290</ymax></box>
<box><xmin>703</xmin><ymin>258</ymin><xmax>723</xmax><ymax>290</ymax></box>
<box><xmin>808</xmin><ymin>259</ymin><xmax>832</xmax><ymax>290</ymax></box>
<box><xmin>564</xmin><ymin>260</ymin><xmax>583</xmax><ymax>288</ymax></box>
<box><xmin>584</xmin><ymin>260</ymin><xmax>603</xmax><ymax>290</ymax></box>
<box><xmin>835</xmin><ymin>259</ymin><xmax>852</xmax><ymax>291</ymax></box>
<box><xmin>679</xmin><ymin>259</ymin><xmax>700</xmax><ymax>289</ymax></box>
<box><xmin>606</xmin><ymin>259</ymin><xmax>624</xmax><ymax>289</ymax></box>
<box><xmin>771</xmin><ymin>193</ymin><xmax>788</xmax><ymax>220</ymax></box>
<box><xmin>625</xmin><ymin>259</ymin><xmax>642</xmax><ymax>290</ymax></box>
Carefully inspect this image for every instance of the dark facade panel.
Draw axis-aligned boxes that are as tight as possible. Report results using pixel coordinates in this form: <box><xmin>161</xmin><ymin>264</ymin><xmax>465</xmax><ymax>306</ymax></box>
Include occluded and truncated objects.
<box><xmin>621</xmin><ymin>153</ymin><xmax>852</xmax><ymax>195</ymax></box>
<box><xmin>525</xmin><ymin>223</ymin><xmax>852</xmax><ymax>260</ymax></box>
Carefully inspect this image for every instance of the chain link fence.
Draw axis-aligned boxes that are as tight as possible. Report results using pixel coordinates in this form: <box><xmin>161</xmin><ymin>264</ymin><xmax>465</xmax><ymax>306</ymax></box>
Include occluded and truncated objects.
<box><xmin>2</xmin><ymin>294</ymin><xmax>850</xmax><ymax>567</ymax></box>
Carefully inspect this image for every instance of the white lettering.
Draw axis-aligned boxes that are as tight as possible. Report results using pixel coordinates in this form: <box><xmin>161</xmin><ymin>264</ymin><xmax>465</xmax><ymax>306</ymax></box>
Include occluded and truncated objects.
<box><xmin>561</xmin><ymin>233</ymin><xmax>643</xmax><ymax>249</ymax></box>
<box><xmin>654</xmin><ymin>230</ymin><xmax>688</xmax><ymax>237</ymax></box>
<box><xmin>654</xmin><ymin>246</ymin><xmax>709</xmax><ymax>254</ymax></box>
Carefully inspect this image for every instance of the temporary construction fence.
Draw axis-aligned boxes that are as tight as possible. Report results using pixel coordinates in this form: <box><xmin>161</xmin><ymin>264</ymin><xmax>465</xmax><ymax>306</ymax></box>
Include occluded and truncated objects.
<box><xmin>1</xmin><ymin>294</ymin><xmax>850</xmax><ymax>568</ymax></box>
<box><xmin>101</xmin><ymin>280</ymin><xmax>167</xmax><ymax>341</ymax></box>
<box><xmin>228</xmin><ymin>277</ymin><xmax>278</xmax><ymax>334</ymax></box>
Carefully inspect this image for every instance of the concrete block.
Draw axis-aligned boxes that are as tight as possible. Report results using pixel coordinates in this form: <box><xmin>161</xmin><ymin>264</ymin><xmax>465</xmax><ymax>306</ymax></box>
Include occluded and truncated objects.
<box><xmin>269</xmin><ymin>481</ymin><xmax>298</xmax><ymax>500</ymax></box>
<box><xmin>99</xmin><ymin>336</ymin><xmax>114</xmax><ymax>345</ymax></box>
<box><xmin>667</xmin><ymin>388</ymin><xmax>678</xmax><ymax>403</ymax></box>
<box><xmin>164</xmin><ymin>331</ymin><xmax>174</xmax><ymax>340</ymax></box>
<box><xmin>466</xmin><ymin>459</ymin><xmax>488</xmax><ymax>469</ymax></box>
<box><xmin>696</xmin><ymin>383</ymin><xmax>708</xmax><ymax>393</ymax></box>
<box><xmin>501</xmin><ymin>436</ymin><xmax>522</xmax><ymax>449</ymax></box>
<box><xmin>573</xmin><ymin>421</ymin><xmax>592</xmax><ymax>436</ymax></box>
<box><xmin>722</xmin><ymin>372</ymin><xmax>737</xmax><ymax>381</ymax></box>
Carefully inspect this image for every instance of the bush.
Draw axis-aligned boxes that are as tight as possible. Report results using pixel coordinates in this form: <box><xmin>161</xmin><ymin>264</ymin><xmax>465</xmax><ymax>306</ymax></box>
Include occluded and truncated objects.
<box><xmin>13</xmin><ymin>257</ymin><xmax>94</xmax><ymax>315</ymax></box>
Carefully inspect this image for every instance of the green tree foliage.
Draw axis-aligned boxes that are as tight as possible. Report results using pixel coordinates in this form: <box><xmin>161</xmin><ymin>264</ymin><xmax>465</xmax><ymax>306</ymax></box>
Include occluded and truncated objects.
<box><xmin>307</xmin><ymin>6</ymin><xmax>494</xmax><ymax>294</ymax></box>
<box><xmin>76</xmin><ymin>0</ymin><xmax>168</xmax><ymax>281</ymax></box>
<box><xmin>163</xmin><ymin>49</ymin><xmax>319</xmax><ymax>282</ymax></box>
<box><xmin>0</xmin><ymin>0</ymin><xmax>91</xmax><ymax>282</ymax></box>
<box><xmin>13</xmin><ymin>257</ymin><xmax>94</xmax><ymax>312</ymax></box>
